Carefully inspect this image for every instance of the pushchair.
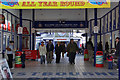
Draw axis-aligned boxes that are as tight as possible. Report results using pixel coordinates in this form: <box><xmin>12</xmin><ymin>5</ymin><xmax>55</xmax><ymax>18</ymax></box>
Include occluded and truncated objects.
<box><xmin>110</xmin><ymin>49</ymin><xmax>118</xmax><ymax>66</ymax></box>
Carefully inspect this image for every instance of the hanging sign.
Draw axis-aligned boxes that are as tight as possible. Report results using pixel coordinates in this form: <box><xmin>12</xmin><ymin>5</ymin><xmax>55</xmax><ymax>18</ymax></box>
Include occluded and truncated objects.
<box><xmin>94</xmin><ymin>26</ymin><xmax>99</xmax><ymax>33</ymax></box>
<box><xmin>0</xmin><ymin>0</ymin><xmax>110</xmax><ymax>9</ymax></box>
<box><xmin>34</xmin><ymin>21</ymin><xmax>87</xmax><ymax>28</ymax></box>
<box><xmin>0</xmin><ymin>14</ymin><xmax>5</xmax><ymax>24</ymax></box>
<box><xmin>18</xmin><ymin>27</ymin><xmax>23</xmax><ymax>34</ymax></box>
<box><xmin>31</xmin><ymin>28</ymin><xmax>35</xmax><ymax>33</ymax></box>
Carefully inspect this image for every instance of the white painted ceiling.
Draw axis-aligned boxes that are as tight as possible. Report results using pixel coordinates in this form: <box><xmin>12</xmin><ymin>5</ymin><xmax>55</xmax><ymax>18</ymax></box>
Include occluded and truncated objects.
<box><xmin>35</xmin><ymin>9</ymin><xmax>85</xmax><ymax>21</ymax></box>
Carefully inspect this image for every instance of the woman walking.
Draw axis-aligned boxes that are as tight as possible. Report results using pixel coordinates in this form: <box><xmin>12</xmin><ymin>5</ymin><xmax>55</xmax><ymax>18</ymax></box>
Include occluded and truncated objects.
<box><xmin>6</xmin><ymin>41</ymin><xmax>14</xmax><ymax>69</ymax></box>
<box><xmin>39</xmin><ymin>41</ymin><xmax>47</xmax><ymax>64</ymax></box>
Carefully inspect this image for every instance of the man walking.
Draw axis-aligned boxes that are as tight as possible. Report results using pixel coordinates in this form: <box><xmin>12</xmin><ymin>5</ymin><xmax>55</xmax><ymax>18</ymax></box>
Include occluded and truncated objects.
<box><xmin>67</xmin><ymin>39</ymin><xmax>79</xmax><ymax>64</ymax></box>
<box><xmin>46</xmin><ymin>40</ymin><xmax>54</xmax><ymax>63</ymax></box>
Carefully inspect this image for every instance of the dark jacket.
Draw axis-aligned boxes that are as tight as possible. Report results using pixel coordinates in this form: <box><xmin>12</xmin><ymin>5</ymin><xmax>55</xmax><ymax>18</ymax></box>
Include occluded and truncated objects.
<box><xmin>61</xmin><ymin>44</ymin><xmax>65</xmax><ymax>53</ymax></box>
<box><xmin>21</xmin><ymin>53</ymin><xmax>26</xmax><ymax>62</ymax></box>
<box><xmin>67</xmin><ymin>42</ymin><xmax>79</xmax><ymax>53</ymax></box>
<box><xmin>105</xmin><ymin>44</ymin><xmax>109</xmax><ymax>52</ymax></box>
<box><xmin>87</xmin><ymin>41</ymin><xmax>93</xmax><ymax>50</ymax></box>
<box><xmin>55</xmin><ymin>44</ymin><xmax>62</xmax><ymax>55</ymax></box>
<box><xmin>82</xmin><ymin>44</ymin><xmax>84</xmax><ymax>49</ymax></box>
<box><xmin>116</xmin><ymin>41</ymin><xmax>120</xmax><ymax>56</ymax></box>
<box><xmin>98</xmin><ymin>43</ymin><xmax>103</xmax><ymax>51</ymax></box>
<box><xmin>46</xmin><ymin>43</ymin><xmax>54</xmax><ymax>52</ymax></box>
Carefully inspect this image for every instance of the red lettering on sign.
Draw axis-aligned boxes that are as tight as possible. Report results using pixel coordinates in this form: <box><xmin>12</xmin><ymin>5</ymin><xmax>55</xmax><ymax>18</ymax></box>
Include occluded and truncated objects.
<box><xmin>12</xmin><ymin>24</ymin><xmax>14</xmax><ymax>32</ymax></box>
<box><xmin>3</xmin><ymin>24</ymin><xmax>7</xmax><ymax>30</ymax></box>
<box><xmin>22</xmin><ymin>1</ymin><xmax>36</xmax><ymax>6</ymax></box>
<box><xmin>8</xmin><ymin>21</ymin><xmax>11</xmax><ymax>31</ymax></box>
<box><xmin>57</xmin><ymin>39</ymin><xmax>67</xmax><ymax>40</ymax></box>
<box><xmin>0</xmin><ymin>24</ymin><xmax>1</xmax><ymax>29</ymax></box>
<box><xmin>38</xmin><ymin>2</ymin><xmax>43</xmax><ymax>6</ymax></box>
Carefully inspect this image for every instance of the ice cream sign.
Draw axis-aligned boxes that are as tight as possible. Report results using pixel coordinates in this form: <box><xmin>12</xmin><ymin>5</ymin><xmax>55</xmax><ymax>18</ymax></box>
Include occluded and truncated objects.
<box><xmin>0</xmin><ymin>0</ymin><xmax>110</xmax><ymax>9</ymax></box>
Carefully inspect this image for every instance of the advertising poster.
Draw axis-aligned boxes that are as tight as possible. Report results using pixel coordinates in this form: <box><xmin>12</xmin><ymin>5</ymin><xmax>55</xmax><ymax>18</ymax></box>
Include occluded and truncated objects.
<box><xmin>0</xmin><ymin>59</ymin><xmax>13</xmax><ymax>79</ymax></box>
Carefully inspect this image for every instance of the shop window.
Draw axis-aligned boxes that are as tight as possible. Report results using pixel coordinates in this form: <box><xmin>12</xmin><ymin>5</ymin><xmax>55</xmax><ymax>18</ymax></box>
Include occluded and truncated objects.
<box><xmin>22</xmin><ymin>36</ymin><xmax>30</xmax><ymax>50</ymax></box>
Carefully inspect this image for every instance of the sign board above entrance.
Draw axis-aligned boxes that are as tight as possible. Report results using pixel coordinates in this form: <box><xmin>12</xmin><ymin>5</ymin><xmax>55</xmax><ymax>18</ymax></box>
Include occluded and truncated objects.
<box><xmin>0</xmin><ymin>0</ymin><xmax>110</xmax><ymax>9</ymax></box>
<box><xmin>34</xmin><ymin>21</ymin><xmax>87</xmax><ymax>28</ymax></box>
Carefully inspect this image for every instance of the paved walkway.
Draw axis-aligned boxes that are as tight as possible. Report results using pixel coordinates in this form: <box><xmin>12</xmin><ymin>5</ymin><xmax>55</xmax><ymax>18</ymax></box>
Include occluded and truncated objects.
<box><xmin>11</xmin><ymin>54</ymin><xmax>118</xmax><ymax>80</ymax></box>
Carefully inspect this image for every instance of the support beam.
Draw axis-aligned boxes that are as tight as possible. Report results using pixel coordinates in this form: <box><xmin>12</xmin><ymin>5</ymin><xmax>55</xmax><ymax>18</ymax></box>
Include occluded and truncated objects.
<box><xmin>30</xmin><ymin>21</ymin><xmax>31</xmax><ymax>50</ymax></box>
<box><xmin>19</xmin><ymin>9</ymin><xmax>22</xmax><ymax>51</ymax></box>
<box><xmin>100</xmin><ymin>19</ymin><xmax>101</xmax><ymax>42</ymax></box>
<box><xmin>94</xmin><ymin>8</ymin><xmax>97</xmax><ymax>66</ymax></box>
<box><xmin>118</xmin><ymin>1</ymin><xmax>120</xmax><ymax>80</ymax></box>
<box><xmin>32</xmin><ymin>9</ymin><xmax>35</xmax><ymax>50</ymax></box>
<box><xmin>110</xmin><ymin>11</ymin><xmax>112</xmax><ymax>49</ymax></box>
<box><xmin>85</xmin><ymin>8</ymin><xmax>88</xmax><ymax>49</ymax></box>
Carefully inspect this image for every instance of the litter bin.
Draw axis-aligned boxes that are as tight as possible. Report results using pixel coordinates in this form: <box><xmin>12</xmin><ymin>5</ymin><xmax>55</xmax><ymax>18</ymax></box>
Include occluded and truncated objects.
<box><xmin>15</xmin><ymin>51</ymin><xmax>22</xmax><ymax>68</ymax></box>
<box><xmin>96</xmin><ymin>51</ymin><xmax>103</xmax><ymax>67</ymax></box>
<box><xmin>84</xmin><ymin>49</ymin><xmax>89</xmax><ymax>61</ymax></box>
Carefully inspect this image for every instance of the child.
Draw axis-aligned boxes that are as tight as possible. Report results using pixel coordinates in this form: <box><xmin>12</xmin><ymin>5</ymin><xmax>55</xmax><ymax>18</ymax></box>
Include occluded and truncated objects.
<box><xmin>107</xmin><ymin>53</ymin><xmax>113</xmax><ymax>69</ymax></box>
<box><xmin>21</xmin><ymin>51</ymin><xmax>26</xmax><ymax>68</ymax></box>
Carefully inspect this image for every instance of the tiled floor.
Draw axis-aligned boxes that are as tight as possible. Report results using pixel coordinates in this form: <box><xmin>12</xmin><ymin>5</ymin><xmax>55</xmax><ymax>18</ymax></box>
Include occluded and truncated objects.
<box><xmin>11</xmin><ymin>54</ymin><xmax>118</xmax><ymax>79</ymax></box>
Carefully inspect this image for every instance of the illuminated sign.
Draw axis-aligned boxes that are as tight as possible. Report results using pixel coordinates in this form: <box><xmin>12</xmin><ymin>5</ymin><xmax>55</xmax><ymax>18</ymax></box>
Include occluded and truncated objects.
<box><xmin>34</xmin><ymin>21</ymin><xmax>87</xmax><ymax>28</ymax></box>
<box><xmin>0</xmin><ymin>0</ymin><xmax>110</xmax><ymax>9</ymax></box>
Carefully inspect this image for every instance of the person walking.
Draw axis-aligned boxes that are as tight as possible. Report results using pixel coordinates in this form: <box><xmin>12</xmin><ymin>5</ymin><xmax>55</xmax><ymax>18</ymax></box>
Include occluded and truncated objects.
<box><xmin>61</xmin><ymin>42</ymin><xmax>65</xmax><ymax>58</ymax></box>
<box><xmin>105</xmin><ymin>41</ymin><xmax>109</xmax><ymax>60</ymax></box>
<box><xmin>82</xmin><ymin>43</ymin><xmax>85</xmax><ymax>55</ymax></box>
<box><xmin>98</xmin><ymin>41</ymin><xmax>103</xmax><ymax>51</ymax></box>
<box><xmin>86</xmin><ymin>38</ymin><xmax>94</xmax><ymax>62</ymax></box>
<box><xmin>21</xmin><ymin>51</ymin><xmax>26</xmax><ymax>68</ymax></box>
<box><xmin>115</xmin><ymin>37</ymin><xmax>120</xmax><ymax>70</ymax></box>
<box><xmin>67</xmin><ymin>39</ymin><xmax>79</xmax><ymax>64</ymax></box>
<box><xmin>55</xmin><ymin>42</ymin><xmax>62</xmax><ymax>63</ymax></box>
<box><xmin>6</xmin><ymin>41</ymin><xmax>14</xmax><ymax>69</ymax></box>
<box><xmin>115</xmin><ymin>37</ymin><xmax>120</xmax><ymax>57</ymax></box>
<box><xmin>105</xmin><ymin>42</ymin><xmax>109</xmax><ymax>53</ymax></box>
<box><xmin>39</xmin><ymin>41</ymin><xmax>47</xmax><ymax>64</ymax></box>
<box><xmin>46</xmin><ymin>40</ymin><xmax>54</xmax><ymax>64</ymax></box>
